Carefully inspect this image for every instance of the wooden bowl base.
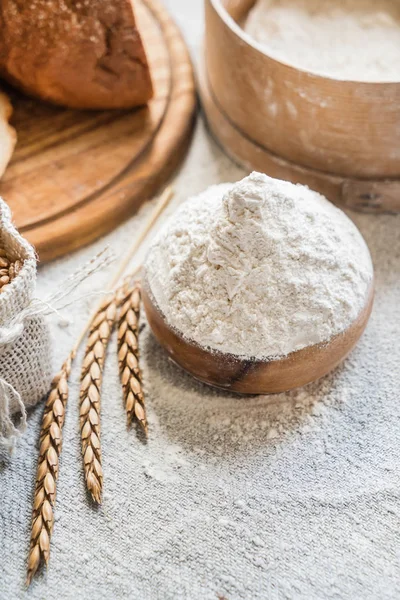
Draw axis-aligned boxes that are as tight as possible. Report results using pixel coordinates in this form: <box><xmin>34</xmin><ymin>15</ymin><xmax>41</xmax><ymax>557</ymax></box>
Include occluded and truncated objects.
<box><xmin>142</xmin><ymin>280</ymin><xmax>374</xmax><ymax>395</ymax></box>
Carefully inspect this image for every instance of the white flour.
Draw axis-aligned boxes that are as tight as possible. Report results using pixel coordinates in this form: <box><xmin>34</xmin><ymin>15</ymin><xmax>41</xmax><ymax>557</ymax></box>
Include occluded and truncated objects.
<box><xmin>244</xmin><ymin>0</ymin><xmax>400</xmax><ymax>82</ymax></box>
<box><xmin>145</xmin><ymin>173</ymin><xmax>373</xmax><ymax>359</ymax></box>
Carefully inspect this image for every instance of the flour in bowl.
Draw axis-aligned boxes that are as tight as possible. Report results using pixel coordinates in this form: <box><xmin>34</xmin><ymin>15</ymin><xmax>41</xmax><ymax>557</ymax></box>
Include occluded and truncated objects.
<box><xmin>244</xmin><ymin>0</ymin><xmax>400</xmax><ymax>82</ymax></box>
<box><xmin>145</xmin><ymin>173</ymin><xmax>373</xmax><ymax>360</ymax></box>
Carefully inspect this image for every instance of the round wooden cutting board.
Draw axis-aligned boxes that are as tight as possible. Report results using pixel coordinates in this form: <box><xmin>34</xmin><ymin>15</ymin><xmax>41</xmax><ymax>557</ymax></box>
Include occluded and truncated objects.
<box><xmin>0</xmin><ymin>0</ymin><xmax>196</xmax><ymax>263</ymax></box>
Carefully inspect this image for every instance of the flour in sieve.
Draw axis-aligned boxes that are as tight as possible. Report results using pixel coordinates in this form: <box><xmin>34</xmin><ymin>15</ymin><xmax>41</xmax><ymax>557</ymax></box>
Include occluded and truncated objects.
<box><xmin>145</xmin><ymin>173</ymin><xmax>373</xmax><ymax>359</ymax></box>
<box><xmin>244</xmin><ymin>0</ymin><xmax>400</xmax><ymax>82</ymax></box>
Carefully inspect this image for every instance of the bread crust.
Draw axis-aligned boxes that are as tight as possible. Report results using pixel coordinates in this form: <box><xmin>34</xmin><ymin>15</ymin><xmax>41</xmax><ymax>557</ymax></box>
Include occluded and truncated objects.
<box><xmin>0</xmin><ymin>0</ymin><xmax>153</xmax><ymax>110</ymax></box>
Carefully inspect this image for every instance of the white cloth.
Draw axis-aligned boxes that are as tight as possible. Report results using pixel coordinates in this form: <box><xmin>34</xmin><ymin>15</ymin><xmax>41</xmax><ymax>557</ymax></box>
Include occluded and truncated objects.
<box><xmin>0</xmin><ymin>2</ymin><xmax>399</xmax><ymax>598</ymax></box>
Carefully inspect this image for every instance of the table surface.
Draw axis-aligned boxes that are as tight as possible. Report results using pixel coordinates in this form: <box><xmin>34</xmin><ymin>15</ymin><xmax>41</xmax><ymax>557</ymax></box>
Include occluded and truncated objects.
<box><xmin>1</xmin><ymin>2</ymin><xmax>400</xmax><ymax>599</ymax></box>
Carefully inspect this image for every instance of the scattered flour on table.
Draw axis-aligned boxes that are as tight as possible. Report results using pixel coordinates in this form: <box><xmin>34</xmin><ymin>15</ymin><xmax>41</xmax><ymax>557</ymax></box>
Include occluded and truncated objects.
<box><xmin>142</xmin><ymin>440</ymin><xmax>190</xmax><ymax>483</ymax></box>
<box><xmin>244</xmin><ymin>0</ymin><xmax>400</xmax><ymax>82</ymax></box>
<box><xmin>145</xmin><ymin>173</ymin><xmax>373</xmax><ymax>360</ymax></box>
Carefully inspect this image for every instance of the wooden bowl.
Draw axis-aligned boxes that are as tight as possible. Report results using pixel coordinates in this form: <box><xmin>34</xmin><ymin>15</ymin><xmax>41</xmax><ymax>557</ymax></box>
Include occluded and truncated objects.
<box><xmin>142</xmin><ymin>277</ymin><xmax>374</xmax><ymax>395</ymax></box>
<box><xmin>200</xmin><ymin>0</ymin><xmax>400</xmax><ymax>213</ymax></box>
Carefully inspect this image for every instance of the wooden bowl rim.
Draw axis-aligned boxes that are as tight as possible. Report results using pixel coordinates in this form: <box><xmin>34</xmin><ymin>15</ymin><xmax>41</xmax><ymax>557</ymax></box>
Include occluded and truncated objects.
<box><xmin>210</xmin><ymin>0</ymin><xmax>400</xmax><ymax>87</ymax></box>
<box><xmin>143</xmin><ymin>273</ymin><xmax>375</xmax><ymax>368</ymax></box>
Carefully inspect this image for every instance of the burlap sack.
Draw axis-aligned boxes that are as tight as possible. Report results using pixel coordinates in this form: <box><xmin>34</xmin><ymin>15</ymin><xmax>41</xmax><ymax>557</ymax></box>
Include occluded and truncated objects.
<box><xmin>0</xmin><ymin>199</ymin><xmax>52</xmax><ymax>446</ymax></box>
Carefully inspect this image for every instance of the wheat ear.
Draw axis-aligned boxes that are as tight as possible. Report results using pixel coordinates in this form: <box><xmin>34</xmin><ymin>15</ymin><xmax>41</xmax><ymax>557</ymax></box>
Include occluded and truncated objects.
<box><xmin>26</xmin><ymin>354</ymin><xmax>73</xmax><ymax>586</ymax></box>
<box><xmin>26</xmin><ymin>187</ymin><xmax>174</xmax><ymax>584</ymax></box>
<box><xmin>79</xmin><ymin>292</ymin><xmax>117</xmax><ymax>504</ymax></box>
<box><xmin>117</xmin><ymin>282</ymin><xmax>147</xmax><ymax>433</ymax></box>
<box><xmin>78</xmin><ymin>187</ymin><xmax>173</xmax><ymax>502</ymax></box>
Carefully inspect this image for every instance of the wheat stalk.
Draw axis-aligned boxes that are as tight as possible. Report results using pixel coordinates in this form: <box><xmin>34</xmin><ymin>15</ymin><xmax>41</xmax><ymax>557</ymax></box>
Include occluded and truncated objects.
<box><xmin>26</xmin><ymin>186</ymin><xmax>174</xmax><ymax>584</ymax></box>
<box><xmin>117</xmin><ymin>282</ymin><xmax>147</xmax><ymax>433</ymax></box>
<box><xmin>79</xmin><ymin>292</ymin><xmax>117</xmax><ymax>504</ymax></box>
<box><xmin>26</xmin><ymin>354</ymin><xmax>73</xmax><ymax>586</ymax></box>
<box><xmin>77</xmin><ymin>186</ymin><xmax>172</xmax><ymax>501</ymax></box>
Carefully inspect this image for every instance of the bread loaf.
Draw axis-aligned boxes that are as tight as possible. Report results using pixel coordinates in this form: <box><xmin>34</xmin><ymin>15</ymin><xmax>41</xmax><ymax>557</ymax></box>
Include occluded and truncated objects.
<box><xmin>0</xmin><ymin>0</ymin><xmax>153</xmax><ymax>110</ymax></box>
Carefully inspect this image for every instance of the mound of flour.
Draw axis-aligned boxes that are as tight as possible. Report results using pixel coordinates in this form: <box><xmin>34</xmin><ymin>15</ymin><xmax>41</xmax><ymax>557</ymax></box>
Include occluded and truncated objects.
<box><xmin>145</xmin><ymin>173</ymin><xmax>373</xmax><ymax>359</ymax></box>
<box><xmin>244</xmin><ymin>0</ymin><xmax>400</xmax><ymax>82</ymax></box>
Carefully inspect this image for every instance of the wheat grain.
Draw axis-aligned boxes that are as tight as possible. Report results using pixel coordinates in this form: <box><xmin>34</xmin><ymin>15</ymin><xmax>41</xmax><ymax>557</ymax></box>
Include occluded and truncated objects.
<box><xmin>79</xmin><ymin>292</ymin><xmax>117</xmax><ymax>503</ymax></box>
<box><xmin>117</xmin><ymin>282</ymin><xmax>147</xmax><ymax>433</ymax></box>
<box><xmin>26</xmin><ymin>354</ymin><xmax>73</xmax><ymax>586</ymax></box>
<box><xmin>0</xmin><ymin>248</ymin><xmax>22</xmax><ymax>292</ymax></box>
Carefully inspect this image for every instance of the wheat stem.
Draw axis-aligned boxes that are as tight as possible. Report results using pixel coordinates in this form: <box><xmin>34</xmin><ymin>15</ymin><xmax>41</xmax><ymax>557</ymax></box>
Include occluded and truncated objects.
<box><xmin>72</xmin><ymin>186</ymin><xmax>173</xmax><ymax>354</ymax></box>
